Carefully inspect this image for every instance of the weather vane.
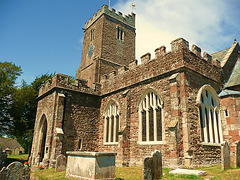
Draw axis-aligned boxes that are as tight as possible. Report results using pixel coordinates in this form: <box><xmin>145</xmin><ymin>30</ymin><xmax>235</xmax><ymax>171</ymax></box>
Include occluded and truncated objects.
<box><xmin>131</xmin><ymin>3</ymin><xmax>136</xmax><ymax>13</ymax></box>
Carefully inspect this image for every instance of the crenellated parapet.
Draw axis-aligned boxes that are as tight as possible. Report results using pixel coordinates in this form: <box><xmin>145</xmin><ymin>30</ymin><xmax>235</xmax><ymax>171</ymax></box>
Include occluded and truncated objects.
<box><xmin>38</xmin><ymin>73</ymin><xmax>100</xmax><ymax>97</ymax></box>
<box><xmin>85</xmin><ymin>4</ymin><xmax>135</xmax><ymax>30</ymax></box>
<box><xmin>100</xmin><ymin>37</ymin><xmax>222</xmax><ymax>95</ymax></box>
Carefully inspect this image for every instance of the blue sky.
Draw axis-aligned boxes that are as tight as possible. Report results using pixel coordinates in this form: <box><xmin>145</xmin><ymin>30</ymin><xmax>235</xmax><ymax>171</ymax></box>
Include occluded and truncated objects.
<box><xmin>1</xmin><ymin>0</ymin><xmax>240</xmax><ymax>85</ymax></box>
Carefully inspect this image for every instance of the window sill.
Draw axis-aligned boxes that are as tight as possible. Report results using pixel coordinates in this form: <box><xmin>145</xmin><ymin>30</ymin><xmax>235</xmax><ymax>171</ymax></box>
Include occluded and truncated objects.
<box><xmin>138</xmin><ymin>141</ymin><xmax>164</xmax><ymax>145</ymax></box>
<box><xmin>201</xmin><ymin>142</ymin><xmax>221</xmax><ymax>147</ymax></box>
<box><xmin>103</xmin><ymin>142</ymin><xmax>118</xmax><ymax>146</ymax></box>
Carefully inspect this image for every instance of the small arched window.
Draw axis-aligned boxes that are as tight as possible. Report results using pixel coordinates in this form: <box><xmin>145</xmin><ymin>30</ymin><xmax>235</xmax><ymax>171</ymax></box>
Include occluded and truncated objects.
<box><xmin>197</xmin><ymin>85</ymin><xmax>223</xmax><ymax>144</ymax></box>
<box><xmin>104</xmin><ymin>101</ymin><xmax>120</xmax><ymax>145</ymax></box>
<box><xmin>139</xmin><ymin>90</ymin><xmax>163</xmax><ymax>144</ymax></box>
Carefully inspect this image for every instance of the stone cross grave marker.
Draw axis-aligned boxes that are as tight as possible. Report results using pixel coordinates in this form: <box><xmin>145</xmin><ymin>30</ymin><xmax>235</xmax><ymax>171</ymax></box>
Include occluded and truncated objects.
<box><xmin>235</xmin><ymin>141</ymin><xmax>240</xmax><ymax>168</ymax></box>
<box><xmin>221</xmin><ymin>141</ymin><xmax>230</xmax><ymax>170</ymax></box>
<box><xmin>55</xmin><ymin>154</ymin><xmax>66</xmax><ymax>172</ymax></box>
<box><xmin>143</xmin><ymin>150</ymin><xmax>162</xmax><ymax>180</ymax></box>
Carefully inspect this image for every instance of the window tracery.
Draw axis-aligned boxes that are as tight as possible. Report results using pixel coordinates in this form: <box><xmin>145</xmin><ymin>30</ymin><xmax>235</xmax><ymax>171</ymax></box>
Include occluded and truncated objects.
<box><xmin>139</xmin><ymin>91</ymin><xmax>163</xmax><ymax>144</ymax></box>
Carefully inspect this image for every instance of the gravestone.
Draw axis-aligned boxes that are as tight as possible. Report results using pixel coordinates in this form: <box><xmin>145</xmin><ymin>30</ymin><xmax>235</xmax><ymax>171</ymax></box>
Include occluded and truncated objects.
<box><xmin>143</xmin><ymin>150</ymin><xmax>163</xmax><ymax>180</ymax></box>
<box><xmin>235</xmin><ymin>141</ymin><xmax>240</xmax><ymax>168</ymax></box>
<box><xmin>0</xmin><ymin>161</ymin><xmax>30</xmax><ymax>180</ymax></box>
<box><xmin>152</xmin><ymin>150</ymin><xmax>162</xmax><ymax>179</ymax></box>
<box><xmin>7</xmin><ymin>161</ymin><xmax>24</xmax><ymax>179</ymax></box>
<box><xmin>55</xmin><ymin>154</ymin><xmax>66</xmax><ymax>172</ymax></box>
<box><xmin>221</xmin><ymin>141</ymin><xmax>230</xmax><ymax>170</ymax></box>
<box><xmin>169</xmin><ymin>169</ymin><xmax>207</xmax><ymax>176</ymax></box>
<box><xmin>143</xmin><ymin>157</ymin><xmax>153</xmax><ymax>180</ymax></box>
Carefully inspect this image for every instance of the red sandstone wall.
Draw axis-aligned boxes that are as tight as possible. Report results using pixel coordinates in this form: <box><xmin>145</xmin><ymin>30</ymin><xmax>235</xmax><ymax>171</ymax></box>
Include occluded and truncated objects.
<box><xmin>220</xmin><ymin>95</ymin><xmax>240</xmax><ymax>163</ymax></box>
<box><xmin>97</xmin><ymin>39</ymin><xmax>223</xmax><ymax>167</ymax></box>
<box><xmin>61</xmin><ymin>90</ymin><xmax>100</xmax><ymax>154</ymax></box>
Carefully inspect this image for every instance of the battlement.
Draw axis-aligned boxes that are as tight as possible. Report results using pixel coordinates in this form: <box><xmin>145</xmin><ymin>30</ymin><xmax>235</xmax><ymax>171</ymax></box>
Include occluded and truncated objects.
<box><xmin>38</xmin><ymin>73</ymin><xmax>100</xmax><ymax>97</ymax></box>
<box><xmin>138</xmin><ymin>38</ymin><xmax>221</xmax><ymax>68</ymax></box>
<box><xmin>100</xmin><ymin>37</ymin><xmax>222</xmax><ymax>95</ymax></box>
<box><xmin>85</xmin><ymin>4</ymin><xmax>135</xmax><ymax>29</ymax></box>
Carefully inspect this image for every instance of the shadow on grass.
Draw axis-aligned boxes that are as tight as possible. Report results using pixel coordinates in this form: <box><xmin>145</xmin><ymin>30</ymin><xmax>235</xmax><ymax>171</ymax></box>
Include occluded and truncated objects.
<box><xmin>4</xmin><ymin>154</ymin><xmax>29</xmax><ymax>167</ymax></box>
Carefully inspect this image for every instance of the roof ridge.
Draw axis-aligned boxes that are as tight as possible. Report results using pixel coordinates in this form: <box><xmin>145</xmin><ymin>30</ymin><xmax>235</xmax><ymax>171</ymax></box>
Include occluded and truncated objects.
<box><xmin>221</xmin><ymin>41</ymin><xmax>238</xmax><ymax>67</ymax></box>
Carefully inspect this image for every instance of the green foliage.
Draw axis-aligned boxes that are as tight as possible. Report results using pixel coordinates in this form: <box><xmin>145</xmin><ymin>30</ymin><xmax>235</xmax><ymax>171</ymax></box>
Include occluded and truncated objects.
<box><xmin>0</xmin><ymin>62</ymin><xmax>53</xmax><ymax>153</ymax></box>
<box><xmin>68</xmin><ymin>75</ymin><xmax>75</xmax><ymax>83</ymax></box>
<box><xmin>31</xmin><ymin>73</ymin><xmax>54</xmax><ymax>91</ymax></box>
<box><xmin>0</xmin><ymin>62</ymin><xmax>22</xmax><ymax>135</ymax></box>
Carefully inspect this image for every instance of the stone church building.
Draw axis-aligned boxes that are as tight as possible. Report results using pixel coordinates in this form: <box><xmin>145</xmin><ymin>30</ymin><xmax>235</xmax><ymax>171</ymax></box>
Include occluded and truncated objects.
<box><xmin>30</xmin><ymin>5</ymin><xmax>240</xmax><ymax>168</ymax></box>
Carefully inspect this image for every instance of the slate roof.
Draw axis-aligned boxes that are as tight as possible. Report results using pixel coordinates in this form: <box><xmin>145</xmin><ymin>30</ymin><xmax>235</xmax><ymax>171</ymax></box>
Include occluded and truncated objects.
<box><xmin>211</xmin><ymin>48</ymin><xmax>230</xmax><ymax>62</ymax></box>
<box><xmin>218</xmin><ymin>89</ymin><xmax>240</xmax><ymax>97</ymax></box>
<box><xmin>212</xmin><ymin>41</ymin><xmax>239</xmax><ymax>68</ymax></box>
<box><xmin>0</xmin><ymin>137</ymin><xmax>24</xmax><ymax>150</ymax></box>
<box><xmin>224</xmin><ymin>59</ymin><xmax>240</xmax><ymax>88</ymax></box>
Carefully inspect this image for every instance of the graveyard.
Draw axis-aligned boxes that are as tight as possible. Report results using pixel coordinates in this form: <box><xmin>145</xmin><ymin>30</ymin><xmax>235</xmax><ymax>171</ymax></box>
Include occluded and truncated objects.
<box><xmin>31</xmin><ymin>164</ymin><xmax>240</xmax><ymax>180</ymax></box>
<box><xmin>1</xmin><ymin>147</ymin><xmax>240</xmax><ymax>179</ymax></box>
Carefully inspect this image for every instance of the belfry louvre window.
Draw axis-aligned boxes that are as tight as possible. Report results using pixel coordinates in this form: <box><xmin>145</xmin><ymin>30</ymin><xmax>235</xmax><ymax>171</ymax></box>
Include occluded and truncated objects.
<box><xmin>104</xmin><ymin>101</ymin><xmax>120</xmax><ymax>145</ymax></box>
<box><xmin>139</xmin><ymin>91</ymin><xmax>163</xmax><ymax>144</ymax></box>
<box><xmin>90</xmin><ymin>29</ymin><xmax>95</xmax><ymax>41</ymax></box>
<box><xmin>197</xmin><ymin>85</ymin><xmax>223</xmax><ymax>145</ymax></box>
<box><xmin>117</xmin><ymin>27</ymin><xmax>124</xmax><ymax>41</ymax></box>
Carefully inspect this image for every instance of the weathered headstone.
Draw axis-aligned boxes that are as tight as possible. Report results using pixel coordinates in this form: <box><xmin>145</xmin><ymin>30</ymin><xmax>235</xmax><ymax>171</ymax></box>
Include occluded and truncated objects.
<box><xmin>55</xmin><ymin>154</ymin><xmax>66</xmax><ymax>172</ymax></box>
<box><xmin>7</xmin><ymin>161</ymin><xmax>24</xmax><ymax>179</ymax></box>
<box><xmin>143</xmin><ymin>157</ymin><xmax>153</xmax><ymax>180</ymax></box>
<box><xmin>235</xmin><ymin>141</ymin><xmax>240</xmax><ymax>168</ymax></box>
<box><xmin>152</xmin><ymin>150</ymin><xmax>162</xmax><ymax>179</ymax></box>
<box><xmin>221</xmin><ymin>141</ymin><xmax>230</xmax><ymax>170</ymax></box>
<box><xmin>0</xmin><ymin>161</ymin><xmax>30</xmax><ymax>180</ymax></box>
<box><xmin>169</xmin><ymin>169</ymin><xmax>207</xmax><ymax>176</ymax></box>
<box><xmin>143</xmin><ymin>150</ymin><xmax>163</xmax><ymax>180</ymax></box>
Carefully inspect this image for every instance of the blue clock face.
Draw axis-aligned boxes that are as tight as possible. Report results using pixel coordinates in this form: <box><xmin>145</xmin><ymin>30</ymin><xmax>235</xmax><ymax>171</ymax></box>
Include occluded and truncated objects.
<box><xmin>87</xmin><ymin>43</ymin><xmax>95</xmax><ymax>58</ymax></box>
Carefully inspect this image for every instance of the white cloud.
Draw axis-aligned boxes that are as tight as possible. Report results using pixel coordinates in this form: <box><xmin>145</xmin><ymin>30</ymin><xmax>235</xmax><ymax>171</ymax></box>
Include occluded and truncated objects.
<box><xmin>114</xmin><ymin>0</ymin><xmax>240</xmax><ymax>61</ymax></box>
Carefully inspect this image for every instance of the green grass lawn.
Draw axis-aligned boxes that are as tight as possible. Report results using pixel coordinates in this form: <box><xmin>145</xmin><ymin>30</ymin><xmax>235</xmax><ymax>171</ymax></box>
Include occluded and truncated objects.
<box><xmin>32</xmin><ymin>165</ymin><xmax>240</xmax><ymax>180</ymax></box>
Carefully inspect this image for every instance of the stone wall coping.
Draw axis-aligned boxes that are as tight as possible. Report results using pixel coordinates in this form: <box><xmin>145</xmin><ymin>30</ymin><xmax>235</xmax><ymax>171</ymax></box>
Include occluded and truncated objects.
<box><xmin>66</xmin><ymin>151</ymin><xmax>117</xmax><ymax>157</ymax></box>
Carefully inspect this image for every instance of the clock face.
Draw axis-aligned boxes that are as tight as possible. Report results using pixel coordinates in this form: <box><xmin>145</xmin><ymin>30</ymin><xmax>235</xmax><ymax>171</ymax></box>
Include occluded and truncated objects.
<box><xmin>87</xmin><ymin>43</ymin><xmax>95</xmax><ymax>58</ymax></box>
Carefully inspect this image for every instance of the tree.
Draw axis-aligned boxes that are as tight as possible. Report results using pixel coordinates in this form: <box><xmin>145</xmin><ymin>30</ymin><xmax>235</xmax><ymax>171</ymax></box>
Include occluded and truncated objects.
<box><xmin>31</xmin><ymin>73</ymin><xmax>54</xmax><ymax>91</ymax></box>
<box><xmin>0</xmin><ymin>62</ymin><xmax>22</xmax><ymax>136</ymax></box>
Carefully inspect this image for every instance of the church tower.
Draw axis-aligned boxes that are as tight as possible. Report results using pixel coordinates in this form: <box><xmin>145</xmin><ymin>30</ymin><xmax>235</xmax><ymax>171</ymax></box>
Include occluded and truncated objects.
<box><xmin>76</xmin><ymin>5</ymin><xmax>136</xmax><ymax>87</ymax></box>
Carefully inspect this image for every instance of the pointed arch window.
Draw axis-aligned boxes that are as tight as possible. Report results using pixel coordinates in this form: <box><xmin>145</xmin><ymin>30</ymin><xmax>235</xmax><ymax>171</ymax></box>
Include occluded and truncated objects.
<box><xmin>139</xmin><ymin>90</ymin><xmax>163</xmax><ymax>144</ymax></box>
<box><xmin>197</xmin><ymin>85</ymin><xmax>223</xmax><ymax>145</ymax></box>
<box><xmin>104</xmin><ymin>101</ymin><xmax>120</xmax><ymax>145</ymax></box>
